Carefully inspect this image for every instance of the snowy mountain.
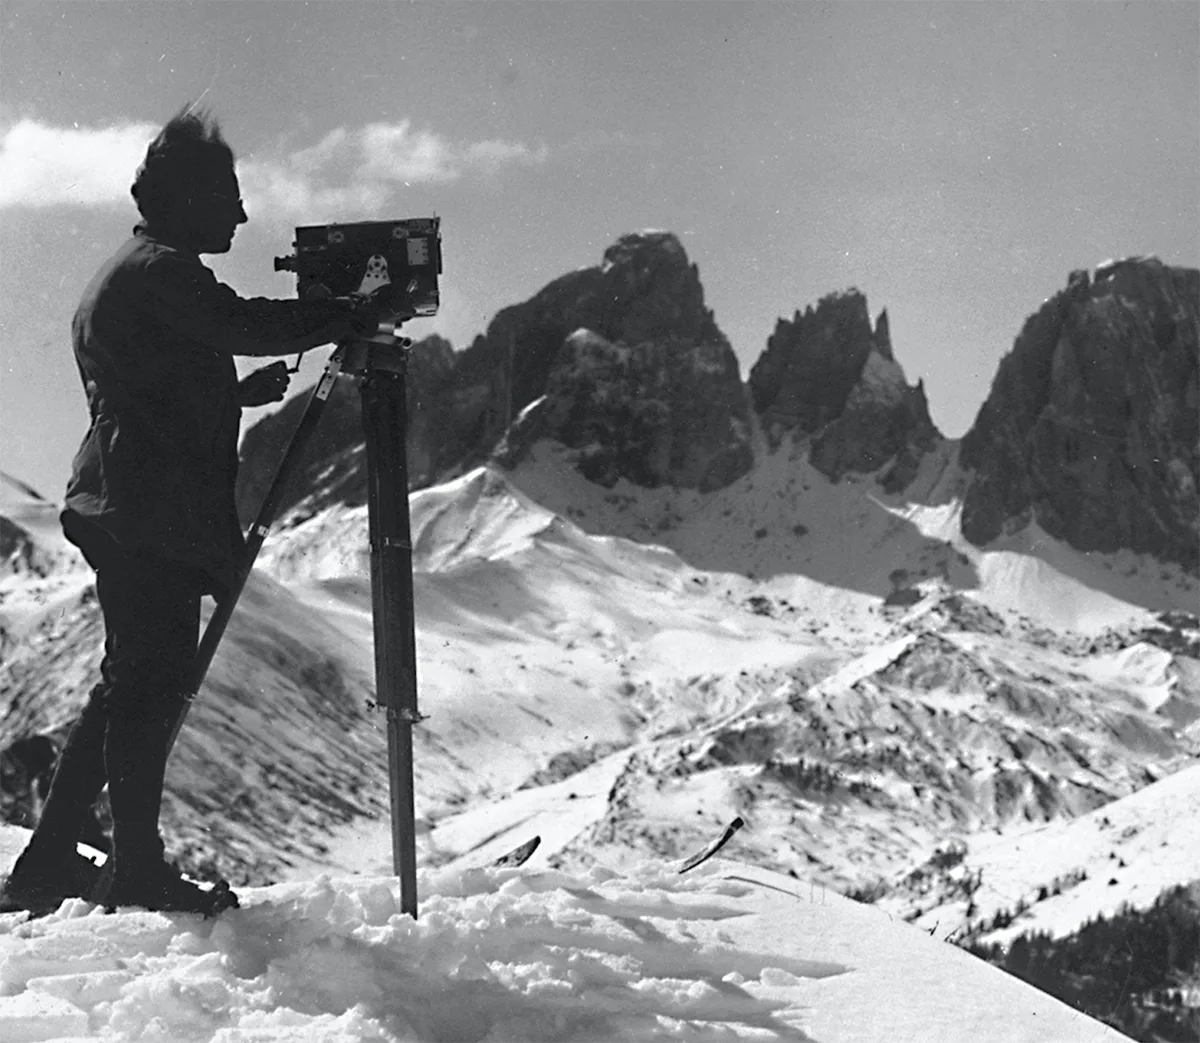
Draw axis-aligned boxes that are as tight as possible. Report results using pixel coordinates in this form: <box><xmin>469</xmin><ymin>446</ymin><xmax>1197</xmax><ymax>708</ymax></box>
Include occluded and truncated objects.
<box><xmin>232</xmin><ymin>238</ymin><xmax>1197</xmax><ymax>569</ymax></box>
<box><xmin>1</xmin><ymin>234</ymin><xmax>1197</xmax><ymax>1038</ymax></box>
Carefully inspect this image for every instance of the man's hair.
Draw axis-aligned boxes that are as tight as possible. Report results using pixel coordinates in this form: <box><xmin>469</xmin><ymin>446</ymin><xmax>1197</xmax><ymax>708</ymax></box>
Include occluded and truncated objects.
<box><xmin>131</xmin><ymin>105</ymin><xmax>236</xmax><ymax>222</ymax></box>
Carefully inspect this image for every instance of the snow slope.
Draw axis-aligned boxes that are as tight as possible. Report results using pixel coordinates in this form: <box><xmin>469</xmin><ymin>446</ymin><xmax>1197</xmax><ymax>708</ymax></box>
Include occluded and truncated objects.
<box><xmin>2</xmin><ymin>446</ymin><xmax>1197</xmax><ymax>1037</ymax></box>
<box><xmin>506</xmin><ymin>437</ymin><xmax>1199</xmax><ymax>630</ymax></box>
<box><xmin>888</xmin><ymin>761</ymin><xmax>1200</xmax><ymax>946</ymax></box>
<box><xmin>0</xmin><ymin>825</ymin><xmax>1130</xmax><ymax>1043</ymax></box>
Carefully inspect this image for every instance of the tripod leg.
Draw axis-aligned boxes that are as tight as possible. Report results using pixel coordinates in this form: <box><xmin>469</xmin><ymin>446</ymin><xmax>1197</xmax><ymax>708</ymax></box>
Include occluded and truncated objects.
<box><xmin>360</xmin><ymin>356</ymin><xmax>421</xmax><ymax>918</ymax></box>
<box><xmin>167</xmin><ymin>347</ymin><xmax>347</xmax><ymax>757</ymax></box>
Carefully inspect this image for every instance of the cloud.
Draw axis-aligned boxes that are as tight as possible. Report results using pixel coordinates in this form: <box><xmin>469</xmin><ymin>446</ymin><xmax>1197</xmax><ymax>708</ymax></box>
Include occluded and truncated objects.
<box><xmin>361</xmin><ymin>121</ymin><xmax>458</xmax><ymax>182</ymax></box>
<box><xmin>0</xmin><ymin>118</ymin><xmax>547</xmax><ymax>217</ymax></box>
<box><xmin>244</xmin><ymin>120</ymin><xmax>548</xmax><ymax>221</ymax></box>
<box><xmin>0</xmin><ymin>119</ymin><xmax>157</xmax><ymax>207</ymax></box>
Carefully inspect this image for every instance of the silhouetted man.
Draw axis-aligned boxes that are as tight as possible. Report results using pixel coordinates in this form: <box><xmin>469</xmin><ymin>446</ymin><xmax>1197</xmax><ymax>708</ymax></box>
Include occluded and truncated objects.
<box><xmin>0</xmin><ymin>107</ymin><xmax>370</xmax><ymax>916</ymax></box>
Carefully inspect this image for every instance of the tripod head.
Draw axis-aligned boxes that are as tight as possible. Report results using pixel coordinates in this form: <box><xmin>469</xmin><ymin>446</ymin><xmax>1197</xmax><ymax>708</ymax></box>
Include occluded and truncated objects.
<box><xmin>275</xmin><ymin>217</ymin><xmax>442</xmax><ymax>323</ymax></box>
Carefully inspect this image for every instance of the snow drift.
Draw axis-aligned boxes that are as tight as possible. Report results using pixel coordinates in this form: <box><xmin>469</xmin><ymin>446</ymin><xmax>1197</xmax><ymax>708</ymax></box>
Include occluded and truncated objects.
<box><xmin>0</xmin><ymin>826</ymin><xmax>1127</xmax><ymax>1043</ymax></box>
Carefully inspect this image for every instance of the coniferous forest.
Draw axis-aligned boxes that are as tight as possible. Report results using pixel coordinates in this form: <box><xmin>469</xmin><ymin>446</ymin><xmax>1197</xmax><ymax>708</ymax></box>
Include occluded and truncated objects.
<box><xmin>967</xmin><ymin>884</ymin><xmax>1200</xmax><ymax>1042</ymax></box>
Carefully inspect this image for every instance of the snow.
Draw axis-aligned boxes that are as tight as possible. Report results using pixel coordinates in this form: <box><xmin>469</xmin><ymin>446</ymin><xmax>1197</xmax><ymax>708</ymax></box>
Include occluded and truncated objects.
<box><xmin>0</xmin><ymin>827</ymin><xmax>1128</xmax><ymax>1043</ymax></box>
<box><xmin>4</xmin><ymin>443</ymin><xmax>1198</xmax><ymax>1040</ymax></box>
<box><xmin>314</xmin><ymin>749</ymin><xmax>634</xmax><ymax>877</ymax></box>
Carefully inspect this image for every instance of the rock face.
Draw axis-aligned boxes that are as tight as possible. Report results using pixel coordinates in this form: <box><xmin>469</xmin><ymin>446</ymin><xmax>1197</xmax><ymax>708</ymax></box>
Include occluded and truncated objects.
<box><xmin>492</xmin><ymin>233</ymin><xmax>752</xmax><ymax>490</ymax></box>
<box><xmin>443</xmin><ymin>232</ymin><xmax>732</xmax><ymax>470</ymax></box>
<box><xmin>497</xmin><ymin>327</ymin><xmax>751</xmax><ymax>491</ymax></box>
<box><xmin>748</xmin><ymin>290</ymin><xmax>941</xmax><ymax>487</ymax></box>
<box><xmin>961</xmin><ymin>258</ymin><xmax>1200</xmax><ymax>570</ymax></box>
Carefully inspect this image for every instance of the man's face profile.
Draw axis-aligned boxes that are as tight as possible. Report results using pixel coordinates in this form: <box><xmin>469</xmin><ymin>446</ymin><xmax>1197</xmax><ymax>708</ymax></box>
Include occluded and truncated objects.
<box><xmin>187</xmin><ymin>166</ymin><xmax>247</xmax><ymax>255</ymax></box>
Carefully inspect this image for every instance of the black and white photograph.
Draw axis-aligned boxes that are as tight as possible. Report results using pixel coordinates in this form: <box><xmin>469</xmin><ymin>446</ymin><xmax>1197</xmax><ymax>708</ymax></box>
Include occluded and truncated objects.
<box><xmin>0</xmin><ymin>2</ymin><xmax>1197</xmax><ymax>1040</ymax></box>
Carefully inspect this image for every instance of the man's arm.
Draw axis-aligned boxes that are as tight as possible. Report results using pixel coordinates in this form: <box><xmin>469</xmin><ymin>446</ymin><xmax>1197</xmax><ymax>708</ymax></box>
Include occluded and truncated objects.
<box><xmin>142</xmin><ymin>248</ymin><xmax>362</xmax><ymax>357</ymax></box>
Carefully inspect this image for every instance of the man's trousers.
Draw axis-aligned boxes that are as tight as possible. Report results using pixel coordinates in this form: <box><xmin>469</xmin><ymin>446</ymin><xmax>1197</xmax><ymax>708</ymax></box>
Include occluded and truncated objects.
<box><xmin>32</xmin><ymin>542</ymin><xmax>206</xmax><ymax>860</ymax></box>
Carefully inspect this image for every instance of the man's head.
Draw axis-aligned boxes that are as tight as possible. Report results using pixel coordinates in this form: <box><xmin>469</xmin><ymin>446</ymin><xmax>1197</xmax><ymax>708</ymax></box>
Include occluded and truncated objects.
<box><xmin>131</xmin><ymin>106</ymin><xmax>247</xmax><ymax>254</ymax></box>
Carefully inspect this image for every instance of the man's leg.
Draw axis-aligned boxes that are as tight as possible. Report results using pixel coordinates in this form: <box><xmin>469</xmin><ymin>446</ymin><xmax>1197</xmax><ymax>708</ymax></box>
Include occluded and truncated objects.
<box><xmin>0</xmin><ymin>580</ymin><xmax>124</xmax><ymax>910</ymax></box>
<box><xmin>13</xmin><ymin>529</ymin><xmax>122</xmax><ymax>864</ymax></box>
<box><xmin>92</xmin><ymin>550</ymin><xmax>236</xmax><ymax>914</ymax></box>
<box><xmin>22</xmin><ymin>686</ymin><xmax>109</xmax><ymax>855</ymax></box>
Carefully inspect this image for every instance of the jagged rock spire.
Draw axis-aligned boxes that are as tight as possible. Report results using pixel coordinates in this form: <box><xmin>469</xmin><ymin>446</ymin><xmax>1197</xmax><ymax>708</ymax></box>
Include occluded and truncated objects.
<box><xmin>747</xmin><ymin>289</ymin><xmax>940</xmax><ymax>487</ymax></box>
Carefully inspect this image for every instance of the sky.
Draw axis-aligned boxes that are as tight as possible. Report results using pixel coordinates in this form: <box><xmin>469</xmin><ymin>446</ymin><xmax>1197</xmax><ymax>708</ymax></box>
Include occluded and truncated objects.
<box><xmin>1</xmin><ymin>1</ymin><xmax>1196</xmax><ymax>503</ymax></box>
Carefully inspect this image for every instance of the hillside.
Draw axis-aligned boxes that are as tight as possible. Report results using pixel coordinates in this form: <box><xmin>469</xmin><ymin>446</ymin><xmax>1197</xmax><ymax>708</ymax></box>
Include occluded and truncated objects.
<box><xmin>10</xmin><ymin>449</ymin><xmax>1196</xmax><ymax>895</ymax></box>
<box><xmin>877</xmin><ymin>762</ymin><xmax>1200</xmax><ymax>947</ymax></box>
<box><xmin>251</xmin><ymin>458</ymin><xmax>1198</xmax><ymax>898</ymax></box>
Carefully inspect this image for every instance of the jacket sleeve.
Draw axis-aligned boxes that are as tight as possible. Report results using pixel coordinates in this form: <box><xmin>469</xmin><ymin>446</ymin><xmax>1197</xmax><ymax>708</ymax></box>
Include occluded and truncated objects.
<box><xmin>141</xmin><ymin>248</ymin><xmax>352</xmax><ymax>358</ymax></box>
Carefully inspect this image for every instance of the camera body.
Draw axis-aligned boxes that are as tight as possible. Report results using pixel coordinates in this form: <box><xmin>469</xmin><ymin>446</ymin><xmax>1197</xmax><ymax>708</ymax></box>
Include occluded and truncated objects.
<box><xmin>275</xmin><ymin>217</ymin><xmax>442</xmax><ymax>320</ymax></box>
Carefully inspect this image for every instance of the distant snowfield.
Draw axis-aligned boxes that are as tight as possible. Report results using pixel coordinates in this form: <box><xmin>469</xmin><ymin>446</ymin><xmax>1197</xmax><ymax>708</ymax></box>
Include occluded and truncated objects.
<box><xmin>0</xmin><ymin>826</ymin><xmax>1129</xmax><ymax>1043</ymax></box>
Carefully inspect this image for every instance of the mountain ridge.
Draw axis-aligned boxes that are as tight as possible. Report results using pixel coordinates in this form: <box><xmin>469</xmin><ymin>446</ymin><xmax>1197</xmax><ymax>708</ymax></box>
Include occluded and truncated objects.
<box><xmin>233</xmin><ymin>233</ymin><xmax>1198</xmax><ymax>573</ymax></box>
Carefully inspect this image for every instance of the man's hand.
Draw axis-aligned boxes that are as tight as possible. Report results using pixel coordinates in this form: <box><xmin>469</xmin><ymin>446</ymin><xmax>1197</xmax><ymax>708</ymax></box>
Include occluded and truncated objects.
<box><xmin>237</xmin><ymin>361</ymin><xmax>291</xmax><ymax>407</ymax></box>
<box><xmin>347</xmin><ymin>285</ymin><xmax>395</xmax><ymax>334</ymax></box>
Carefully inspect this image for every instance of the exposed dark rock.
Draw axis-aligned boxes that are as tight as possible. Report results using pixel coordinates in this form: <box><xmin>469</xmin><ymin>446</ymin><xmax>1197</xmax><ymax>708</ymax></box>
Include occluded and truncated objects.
<box><xmin>874</xmin><ymin>308</ymin><xmax>895</xmax><ymax>362</ymax></box>
<box><xmin>0</xmin><ymin>515</ymin><xmax>38</xmax><ymax>575</ymax></box>
<box><xmin>0</xmin><ymin>733</ymin><xmax>109</xmax><ymax>850</ymax></box>
<box><xmin>750</xmin><ymin>290</ymin><xmax>877</xmax><ymax>439</ymax></box>
<box><xmin>810</xmin><ymin>366</ymin><xmax>941</xmax><ymax>490</ymax></box>
<box><xmin>0</xmin><ymin>734</ymin><xmax>55</xmax><ymax>830</ymax></box>
<box><xmin>961</xmin><ymin>258</ymin><xmax>1199</xmax><ymax>570</ymax></box>
<box><xmin>749</xmin><ymin>290</ymin><xmax>940</xmax><ymax>487</ymax></box>
<box><xmin>496</xmin><ymin>327</ymin><xmax>753</xmax><ymax>491</ymax></box>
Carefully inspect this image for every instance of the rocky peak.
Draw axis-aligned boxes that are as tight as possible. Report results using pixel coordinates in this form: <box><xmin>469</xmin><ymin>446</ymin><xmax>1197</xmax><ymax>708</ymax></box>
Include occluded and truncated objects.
<box><xmin>601</xmin><ymin>229</ymin><xmax>685</xmax><ymax>271</ymax></box>
<box><xmin>749</xmin><ymin>290</ymin><xmax>877</xmax><ymax>437</ymax></box>
<box><xmin>433</xmin><ymin>231</ymin><xmax>730</xmax><ymax>475</ymax></box>
<box><xmin>596</xmin><ymin>231</ymin><xmax>717</xmax><ymax>344</ymax></box>
<box><xmin>961</xmin><ymin>256</ymin><xmax>1199</xmax><ymax>570</ymax></box>
<box><xmin>748</xmin><ymin>289</ymin><xmax>940</xmax><ymax>488</ymax></box>
<box><xmin>236</xmin><ymin>233</ymin><xmax>753</xmax><ymax>517</ymax></box>
<box><xmin>494</xmin><ymin>234</ymin><xmax>753</xmax><ymax>491</ymax></box>
<box><xmin>874</xmin><ymin>308</ymin><xmax>895</xmax><ymax>362</ymax></box>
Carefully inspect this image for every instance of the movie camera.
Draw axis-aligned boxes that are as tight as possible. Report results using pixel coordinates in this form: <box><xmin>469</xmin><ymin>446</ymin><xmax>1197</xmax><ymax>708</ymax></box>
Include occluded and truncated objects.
<box><xmin>274</xmin><ymin>216</ymin><xmax>442</xmax><ymax>323</ymax></box>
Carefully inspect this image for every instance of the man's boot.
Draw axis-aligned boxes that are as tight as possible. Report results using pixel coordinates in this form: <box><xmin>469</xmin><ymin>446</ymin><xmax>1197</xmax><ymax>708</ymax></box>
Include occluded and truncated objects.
<box><xmin>0</xmin><ymin>692</ymin><xmax>108</xmax><ymax>915</ymax></box>
<box><xmin>92</xmin><ymin>702</ymin><xmax>237</xmax><ymax>917</ymax></box>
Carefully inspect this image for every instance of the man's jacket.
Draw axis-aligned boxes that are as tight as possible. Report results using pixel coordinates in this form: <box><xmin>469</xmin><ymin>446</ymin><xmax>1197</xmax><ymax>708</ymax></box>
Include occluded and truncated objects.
<box><xmin>63</xmin><ymin>227</ymin><xmax>345</xmax><ymax>599</ymax></box>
